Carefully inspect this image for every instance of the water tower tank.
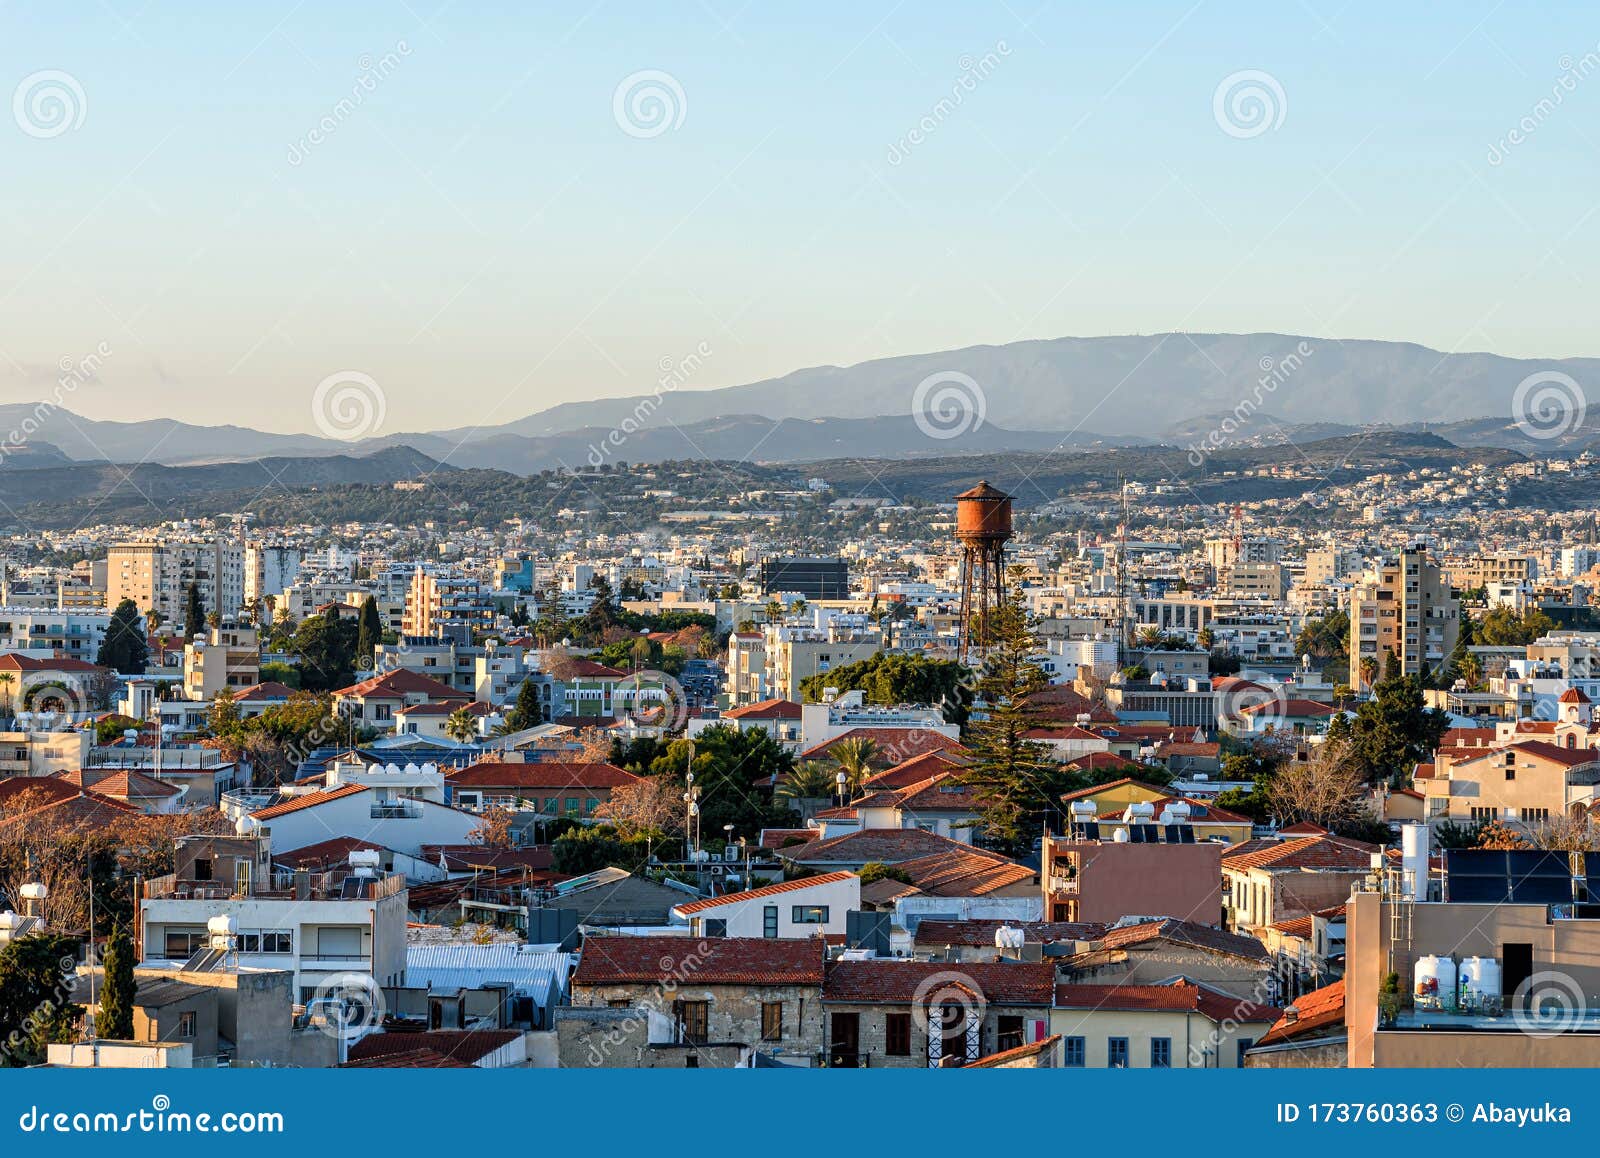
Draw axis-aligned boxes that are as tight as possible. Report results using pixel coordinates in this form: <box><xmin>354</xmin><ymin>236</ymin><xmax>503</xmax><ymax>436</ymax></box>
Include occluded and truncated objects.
<box><xmin>954</xmin><ymin>481</ymin><xmax>1013</xmax><ymax>545</ymax></box>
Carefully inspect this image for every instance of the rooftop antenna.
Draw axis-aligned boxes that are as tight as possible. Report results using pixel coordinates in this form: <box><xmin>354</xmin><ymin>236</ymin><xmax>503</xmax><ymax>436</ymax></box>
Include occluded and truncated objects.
<box><xmin>1115</xmin><ymin>474</ymin><xmax>1130</xmax><ymax>666</ymax></box>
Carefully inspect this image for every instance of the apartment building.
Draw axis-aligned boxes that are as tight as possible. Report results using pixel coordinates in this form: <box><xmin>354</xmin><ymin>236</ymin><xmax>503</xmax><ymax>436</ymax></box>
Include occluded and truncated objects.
<box><xmin>1348</xmin><ymin>546</ymin><xmax>1460</xmax><ymax>688</ymax></box>
<box><xmin>1043</xmin><ymin>825</ymin><xmax>1223</xmax><ymax>924</ymax></box>
<box><xmin>1419</xmin><ymin>735</ymin><xmax>1600</xmax><ymax>829</ymax></box>
<box><xmin>138</xmin><ymin>831</ymin><xmax>409</xmax><ymax>1002</ymax></box>
<box><xmin>1440</xmin><ymin>551</ymin><xmax>1538</xmax><ymax>591</ymax></box>
<box><xmin>0</xmin><ymin>606</ymin><xmax>116</xmax><ymax>661</ymax></box>
<box><xmin>403</xmin><ymin>567</ymin><xmax>494</xmax><ymax>637</ymax></box>
<box><xmin>764</xmin><ymin>623</ymin><xmax>883</xmax><ymax>703</ymax></box>
<box><xmin>107</xmin><ymin>538</ymin><xmax>245</xmax><ymax>622</ymax></box>
<box><xmin>182</xmin><ymin>622</ymin><xmax>261</xmax><ymax>700</ymax></box>
<box><xmin>243</xmin><ymin>542</ymin><xmax>302</xmax><ymax>604</ymax></box>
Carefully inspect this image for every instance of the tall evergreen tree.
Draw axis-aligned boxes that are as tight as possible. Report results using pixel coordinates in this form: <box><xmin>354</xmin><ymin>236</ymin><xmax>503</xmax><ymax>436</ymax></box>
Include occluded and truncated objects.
<box><xmin>183</xmin><ymin>582</ymin><xmax>205</xmax><ymax>640</ymax></box>
<box><xmin>97</xmin><ymin>926</ymin><xmax>136</xmax><ymax>1040</ymax></box>
<box><xmin>356</xmin><ymin>595</ymin><xmax>382</xmax><ymax>667</ymax></box>
<box><xmin>957</xmin><ymin>578</ymin><xmax>1070</xmax><ymax>851</ymax></box>
<box><xmin>96</xmin><ymin>598</ymin><xmax>150</xmax><ymax>675</ymax></box>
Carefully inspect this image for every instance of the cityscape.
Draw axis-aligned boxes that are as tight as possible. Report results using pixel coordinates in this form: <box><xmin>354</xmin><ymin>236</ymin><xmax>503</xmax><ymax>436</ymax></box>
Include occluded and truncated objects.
<box><xmin>3</xmin><ymin>3</ymin><xmax>1600</xmax><ymax>1136</ymax></box>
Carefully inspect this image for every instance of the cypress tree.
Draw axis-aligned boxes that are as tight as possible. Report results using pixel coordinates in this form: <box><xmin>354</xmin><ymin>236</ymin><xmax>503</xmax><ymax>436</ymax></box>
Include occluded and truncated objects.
<box><xmin>98</xmin><ymin>926</ymin><xmax>136</xmax><ymax>1041</ymax></box>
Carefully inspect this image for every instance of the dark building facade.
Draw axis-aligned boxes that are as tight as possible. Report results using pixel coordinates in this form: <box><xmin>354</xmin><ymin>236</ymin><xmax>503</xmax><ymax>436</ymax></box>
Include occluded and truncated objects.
<box><xmin>759</xmin><ymin>556</ymin><xmax>849</xmax><ymax>601</ymax></box>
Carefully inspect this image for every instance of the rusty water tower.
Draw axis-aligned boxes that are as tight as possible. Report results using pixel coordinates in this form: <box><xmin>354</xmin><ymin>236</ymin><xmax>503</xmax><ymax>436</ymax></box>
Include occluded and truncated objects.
<box><xmin>954</xmin><ymin>480</ymin><xmax>1014</xmax><ymax>662</ymax></box>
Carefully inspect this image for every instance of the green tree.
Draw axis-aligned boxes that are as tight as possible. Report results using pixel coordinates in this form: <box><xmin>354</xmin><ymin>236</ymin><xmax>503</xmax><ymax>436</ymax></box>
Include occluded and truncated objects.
<box><xmin>798</xmin><ymin>652</ymin><xmax>972</xmax><ymax>722</ymax></box>
<box><xmin>183</xmin><ymin>582</ymin><xmax>205</xmax><ymax>640</ymax></box>
<box><xmin>1328</xmin><ymin>671</ymin><xmax>1450</xmax><ymax>786</ymax></box>
<box><xmin>956</xmin><ymin>577</ymin><xmax>1069</xmax><ymax>851</ymax></box>
<box><xmin>355</xmin><ymin>596</ymin><xmax>382</xmax><ymax>668</ymax></box>
<box><xmin>857</xmin><ymin>861</ymin><xmax>912</xmax><ymax>886</ymax></box>
<box><xmin>775</xmin><ymin>760</ymin><xmax>838</xmax><ymax>804</ymax></box>
<box><xmin>0</xmin><ymin>933</ymin><xmax>81</xmax><ymax>1066</ymax></box>
<box><xmin>829</xmin><ymin>736</ymin><xmax>879</xmax><ymax>796</ymax></box>
<box><xmin>291</xmin><ymin>611</ymin><xmax>360</xmax><ymax>693</ymax></box>
<box><xmin>97</xmin><ymin>926</ymin><xmax>136</xmax><ymax>1040</ymax></box>
<box><xmin>505</xmin><ymin>678</ymin><xmax>547</xmax><ymax>732</ymax></box>
<box><xmin>1474</xmin><ymin>606</ymin><xmax>1556</xmax><ymax>647</ymax></box>
<box><xmin>650</xmin><ymin>727</ymin><xmax>797</xmax><ymax>836</ymax></box>
<box><xmin>97</xmin><ymin>598</ymin><xmax>150</xmax><ymax>675</ymax></box>
<box><xmin>550</xmin><ymin>825</ymin><xmax>654</xmax><ymax>874</ymax></box>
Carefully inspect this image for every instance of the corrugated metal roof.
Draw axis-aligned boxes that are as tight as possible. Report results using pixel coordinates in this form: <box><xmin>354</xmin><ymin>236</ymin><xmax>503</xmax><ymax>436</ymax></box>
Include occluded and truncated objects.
<box><xmin>404</xmin><ymin>945</ymin><xmax>574</xmax><ymax>1003</ymax></box>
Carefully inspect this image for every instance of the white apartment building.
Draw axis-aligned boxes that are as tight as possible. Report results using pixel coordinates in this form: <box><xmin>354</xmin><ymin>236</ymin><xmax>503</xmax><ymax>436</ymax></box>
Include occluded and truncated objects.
<box><xmin>244</xmin><ymin>542</ymin><xmax>302</xmax><ymax>604</ymax></box>
<box><xmin>0</xmin><ymin>606</ymin><xmax>117</xmax><ymax>661</ymax></box>
<box><xmin>139</xmin><ymin>831</ymin><xmax>409</xmax><ymax>1001</ymax></box>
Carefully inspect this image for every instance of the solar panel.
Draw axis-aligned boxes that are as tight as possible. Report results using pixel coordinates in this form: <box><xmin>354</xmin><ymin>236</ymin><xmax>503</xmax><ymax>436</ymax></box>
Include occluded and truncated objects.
<box><xmin>181</xmin><ymin>948</ymin><xmax>226</xmax><ymax>973</ymax></box>
<box><xmin>1178</xmin><ymin>825</ymin><xmax>1197</xmax><ymax>844</ymax></box>
<box><xmin>1445</xmin><ymin>849</ymin><xmax>1573</xmax><ymax>904</ymax></box>
<box><xmin>1163</xmin><ymin>824</ymin><xmax>1182</xmax><ymax>844</ymax></box>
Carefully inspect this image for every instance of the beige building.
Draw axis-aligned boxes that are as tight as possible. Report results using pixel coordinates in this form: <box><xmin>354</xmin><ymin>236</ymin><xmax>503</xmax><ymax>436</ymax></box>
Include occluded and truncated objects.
<box><xmin>1420</xmin><ymin>736</ymin><xmax>1600</xmax><ymax>829</ymax></box>
<box><xmin>1346</xmin><ymin>881</ymin><xmax>1600</xmax><ymax>1067</ymax></box>
<box><xmin>182</xmin><ymin>622</ymin><xmax>261</xmax><ymax>701</ymax></box>
<box><xmin>1051</xmin><ymin>980</ymin><xmax>1278</xmax><ymax>1067</ymax></box>
<box><xmin>764</xmin><ymin>625</ymin><xmax>882</xmax><ymax>703</ymax></box>
<box><xmin>1440</xmin><ymin>552</ymin><xmax>1537</xmax><ymax>592</ymax></box>
<box><xmin>1348</xmin><ymin>546</ymin><xmax>1460</xmax><ymax>688</ymax></box>
<box><xmin>107</xmin><ymin>539</ymin><xmax>245</xmax><ymax>624</ymax></box>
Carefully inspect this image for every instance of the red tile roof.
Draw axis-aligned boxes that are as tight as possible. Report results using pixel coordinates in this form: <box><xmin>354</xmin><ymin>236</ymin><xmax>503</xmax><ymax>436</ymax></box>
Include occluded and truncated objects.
<box><xmin>542</xmin><ymin>656</ymin><xmax>627</xmax><ymax>680</ymax></box>
<box><xmin>333</xmin><ymin>668</ymin><xmax>465</xmax><ymax>701</ymax></box>
<box><xmin>967</xmin><ymin>1034</ymin><xmax>1061</xmax><ymax>1068</ymax></box>
<box><xmin>758</xmin><ymin>828</ymin><xmax>819</xmax><ymax>850</ymax></box>
<box><xmin>445</xmin><ymin>760</ymin><xmax>640</xmax><ymax>790</ymax></box>
<box><xmin>1257</xmin><ymin>978</ymin><xmax>1345</xmax><ymax>1045</ymax></box>
<box><xmin>671</xmin><ymin>871</ymin><xmax>856</xmax><ymax>915</ymax></box>
<box><xmin>1053</xmin><ymin>979</ymin><xmax>1279</xmax><ymax>1023</ymax></box>
<box><xmin>823</xmin><ymin>960</ymin><xmax>1055</xmax><ymax>1005</ymax></box>
<box><xmin>913</xmin><ymin>919</ymin><xmax>1106</xmax><ymax>947</ymax></box>
<box><xmin>573</xmin><ymin>935</ymin><xmax>825</xmax><ymax>986</ymax></box>
<box><xmin>250</xmin><ymin>782</ymin><xmax>369</xmax><ymax>820</ymax></box>
<box><xmin>893</xmin><ymin>849</ymin><xmax>1035</xmax><ymax>896</ymax></box>
<box><xmin>800</xmin><ymin>728</ymin><xmax>965</xmax><ymax>765</ymax></box>
<box><xmin>723</xmin><ymin>698</ymin><xmax>802</xmax><ymax>721</ymax></box>
<box><xmin>1222</xmin><ymin>834</ymin><xmax>1377</xmax><ymax>872</ymax></box>
<box><xmin>864</xmin><ymin>749</ymin><xmax>967</xmax><ymax>789</ymax></box>
<box><xmin>1095</xmin><ymin>917</ymin><xmax>1271</xmax><ymax>963</ymax></box>
<box><xmin>0</xmin><ymin>653</ymin><xmax>105</xmax><ymax>673</ymax></box>
<box><xmin>232</xmin><ymin>681</ymin><xmax>298</xmax><ymax>702</ymax></box>
<box><xmin>341</xmin><ymin>1046</ymin><xmax>472</xmax><ymax>1068</ymax></box>
<box><xmin>784</xmin><ymin>826</ymin><xmax>1007</xmax><ymax>866</ymax></box>
<box><xmin>273</xmin><ymin>836</ymin><xmax>386</xmax><ymax>869</ymax></box>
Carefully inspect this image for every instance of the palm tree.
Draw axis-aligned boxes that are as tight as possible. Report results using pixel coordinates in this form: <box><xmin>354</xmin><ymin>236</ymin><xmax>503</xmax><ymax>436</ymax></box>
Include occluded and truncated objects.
<box><xmin>444</xmin><ymin>706</ymin><xmax>479</xmax><ymax>743</ymax></box>
<box><xmin>776</xmin><ymin>760</ymin><xmax>840</xmax><ymax>820</ymax></box>
<box><xmin>1359</xmin><ymin>654</ymin><xmax>1379</xmax><ymax>690</ymax></box>
<box><xmin>830</xmin><ymin>736</ymin><xmax>879</xmax><ymax>797</ymax></box>
<box><xmin>0</xmin><ymin>672</ymin><xmax>15</xmax><ymax>722</ymax></box>
<box><xmin>764</xmin><ymin>599</ymin><xmax>783</xmax><ymax>623</ymax></box>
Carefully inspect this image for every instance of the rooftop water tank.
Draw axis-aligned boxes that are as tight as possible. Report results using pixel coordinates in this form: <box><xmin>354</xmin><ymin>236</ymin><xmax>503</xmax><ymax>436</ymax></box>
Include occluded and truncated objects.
<box><xmin>1415</xmin><ymin>954</ymin><xmax>1457</xmax><ymax>1012</ymax></box>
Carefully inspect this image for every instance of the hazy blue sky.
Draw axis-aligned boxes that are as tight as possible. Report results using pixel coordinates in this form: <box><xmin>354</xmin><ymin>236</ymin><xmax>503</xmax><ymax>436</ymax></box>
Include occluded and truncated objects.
<box><xmin>4</xmin><ymin>1</ymin><xmax>1599</xmax><ymax>434</ymax></box>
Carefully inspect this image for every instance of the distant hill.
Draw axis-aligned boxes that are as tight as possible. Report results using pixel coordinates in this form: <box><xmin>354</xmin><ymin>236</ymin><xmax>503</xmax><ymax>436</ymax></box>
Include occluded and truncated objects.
<box><xmin>0</xmin><ymin>445</ymin><xmax>446</xmax><ymax>530</ymax></box>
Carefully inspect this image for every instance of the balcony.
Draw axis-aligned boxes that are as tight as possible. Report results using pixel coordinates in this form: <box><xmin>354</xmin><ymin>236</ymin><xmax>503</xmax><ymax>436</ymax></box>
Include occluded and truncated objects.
<box><xmin>370</xmin><ymin>801</ymin><xmax>424</xmax><ymax>820</ymax></box>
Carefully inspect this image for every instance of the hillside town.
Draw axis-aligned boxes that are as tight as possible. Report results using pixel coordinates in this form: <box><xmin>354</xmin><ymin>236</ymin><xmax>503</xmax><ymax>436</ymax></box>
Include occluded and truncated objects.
<box><xmin>2</xmin><ymin>457</ymin><xmax>1600</xmax><ymax>1072</ymax></box>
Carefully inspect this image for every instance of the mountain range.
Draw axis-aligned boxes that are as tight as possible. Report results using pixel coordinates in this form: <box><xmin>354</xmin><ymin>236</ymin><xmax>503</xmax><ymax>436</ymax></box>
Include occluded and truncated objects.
<box><xmin>2</xmin><ymin>332</ymin><xmax>1596</xmax><ymax>474</ymax></box>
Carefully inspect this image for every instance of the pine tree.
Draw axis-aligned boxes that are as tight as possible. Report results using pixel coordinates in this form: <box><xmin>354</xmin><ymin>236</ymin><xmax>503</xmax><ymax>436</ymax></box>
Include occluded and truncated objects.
<box><xmin>506</xmin><ymin>678</ymin><xmax>545</xmax><ymax>731</ymax></box>
<box><xmin>956</xmin><ymin>576</ymin><xmax>1069</xmax><ymax>852</ymax></box>
<box><xmin>183</xmin><ymin>583</ymin><xmax>205</xmax><ymax>640</ymax></box>
<box><xmin>97</xmin><ymin>926</ymin><xmax>136</xmax><ymax>1040</ymax></box>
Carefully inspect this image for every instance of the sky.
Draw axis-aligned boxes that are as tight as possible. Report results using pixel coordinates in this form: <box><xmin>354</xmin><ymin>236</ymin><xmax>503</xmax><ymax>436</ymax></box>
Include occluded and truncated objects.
<box><xmin>3</xmin><ymin>1</ymin><xmax>1600</xmax><ymax>435</ymax></box>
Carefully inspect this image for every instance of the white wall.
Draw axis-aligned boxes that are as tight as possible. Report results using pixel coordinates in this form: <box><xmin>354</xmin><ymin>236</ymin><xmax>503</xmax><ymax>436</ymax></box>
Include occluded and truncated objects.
<box><xmin>678</xmin><ymin>874</ymin><xmax>860</xmax><ymax>938</ymax></box>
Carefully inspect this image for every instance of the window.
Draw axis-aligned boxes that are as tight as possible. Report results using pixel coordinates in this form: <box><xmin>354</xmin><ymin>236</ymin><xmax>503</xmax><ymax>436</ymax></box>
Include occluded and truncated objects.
<box><xmin>257</xmin><ymin>931</ymin><xmax>292</xmax><ymax>954</ymax></box>
<box><xmin>1108</xmin><ymin>1037</ymin><xmax>1130</xmax><ymax>1068</ymax></box>
<box><xmin>791</xmin><ymin>905</ymin><xmax>829</xmax><ymax>924</ymax></box>
<box><xmin>702</xmin><ymin>918</ymin><xmax>727</xmax><ymax>938</ymax></box>
<box><xmin>543</xmin><ymin>797</ymin><xmax>558</xmax><ymax>812</ymax></box>
<box><xmin>761</xmin><ymin>1002</ymin><xmax>783</xmax><ymax>1042</ymax></box>
<box><xmin>885</xmin><ymin>1012</ymin><xmax>911</xmax><ymax>1056</ymax></box>
<box><xmin>607</xmin><ymin>999</ymin><xmax>630</xmax><ymax>1009</ymax></box>
<box><xmin>1524</xmin><ymin>808</ymin><xmax>1549</xmax><ymax>823</ymax></box>
<box><xmin>997</xmin><ymin>1015</ymin><xmax>1024</xmax><ymax>1053</ymax></box>
<box><xmin>763</xmin><ymin>906</ymin><xmax>778</xmax><ymax>939</ymax></box>
<box><xmin>177</xmin><ymin>1011</ymin><xmax>196</xmax><ymax>1040</ymax></box>
<box><xmin>193</xmin><ymin>858</ymin><xmax>212</xmax><ymax>882</ymax></box>
<box><xmin>1063</xmin><ymin>1036</ymin><xmax>1086</xmax><ymax>1067</ymax></box>
<box><xmin>163</xmin><ymin>930</ymin><xmax>206</xmax><ymax>958</ymax></box>
<box><xmin>585</xmin><ymin>797</ymin><xmax>599</xmax><ymax>813</ymax></box>
<box><xmin>1470</xmin><ymin>806</ymin><xmax>1496</xmax><ymax>822</ymax></box>
<box><xmin>565</xmin><ymin>797</ymin><xmax>581</xmax><ymax>814</ymax></box>
<box><xmin>1151</xmin><ymin>1037</ymin><xmax>1172</xmax><ymax>1068</ymax></box>
<box><xmin>679</xmin><ymin>1000</ymin><xmax>709</xmax><ymax>1044</ymax></box>
<box><xmin>1236</xmin><ymin>1038</ymin><xmax>1253</xmax><ymax>1067</ymax></box>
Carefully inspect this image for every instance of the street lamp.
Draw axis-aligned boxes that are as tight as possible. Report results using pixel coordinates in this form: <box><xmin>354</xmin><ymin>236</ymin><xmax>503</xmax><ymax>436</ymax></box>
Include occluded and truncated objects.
<box><xmin>835</xmin><ymin>769</ymin><xmax>847</xmax><ymax>809</ymax></box>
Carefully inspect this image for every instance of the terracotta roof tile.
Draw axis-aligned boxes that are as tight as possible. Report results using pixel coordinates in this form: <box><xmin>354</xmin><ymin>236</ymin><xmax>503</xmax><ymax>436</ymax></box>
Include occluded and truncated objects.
<box><xmin>824</xmin><ymin>960</ymin><xmax>1055</xmax><ymax>1005</ymax></box>
<box><xmin>250</xmin><ymin>782</ymin><xmax>369</xmax><ymax>820</ymax></box>
<box><xmin>573</xmin><ymin>935</ymin><xmax>824</xmax><ymax>986</ymax></box>
<box><xmin>445</xmin><ymin>760</ymin><xmax>640</xmax><ymax>790</ymax></box>
<box><xmin>671</xmin><ymin>871</ymin><xmax>856</xmax><ymax>916</ymax></box>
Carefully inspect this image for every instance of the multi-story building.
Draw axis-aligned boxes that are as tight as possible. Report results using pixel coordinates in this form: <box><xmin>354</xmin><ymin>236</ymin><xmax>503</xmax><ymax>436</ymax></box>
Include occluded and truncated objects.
<box><xmin>182</xmin><ymin>622</ymin><xmax>261</xmax><ymax>701</ymax></box>
<box><xmin>243</xmin><ymin>542</ymin><xmax>302</xmax><ymax>605</ymax></box>
<box><xmin>138</xmin><ymin>831</ymin><xmax>409</xmax><ymax>1003</ymax></box>
<box><xmin>403</xmin><ymin>567</ymin><xmax>493</xmax><ymax>637</ymax></box>
<box><xmin>1440</xmin><ymin>551</ymin><xmax>1538</xmax><ymax>592</ymax></box>
<box><xmin>107</xmin><ymin>538</ymin><xmax>246</xmax><ymax>623</ymax></box>
<box><xmin>1348</xmin><ymin>545</ymin><xmax>1460</xmax><ymax>688</ymax></box>
<box><xmin>758</xmin><ymin>555</ymin><xmax>849</xmax><ymax>601</ymax></box>
<box><xmin>1043</xmin><ymin>824</ymin><xmax>1223</xmax><ymax>924</ymax></box>
<box><xmin>0</xmin><ymin>606</ymin><xmax>117</xmax><ymax>661</ymax></box>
